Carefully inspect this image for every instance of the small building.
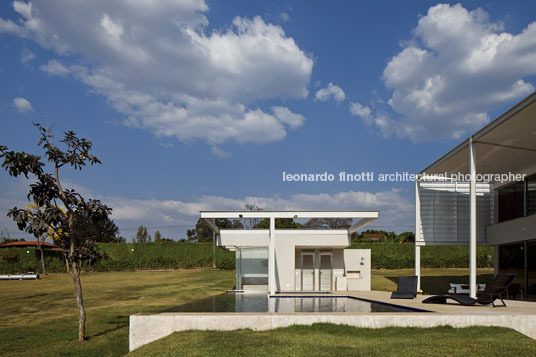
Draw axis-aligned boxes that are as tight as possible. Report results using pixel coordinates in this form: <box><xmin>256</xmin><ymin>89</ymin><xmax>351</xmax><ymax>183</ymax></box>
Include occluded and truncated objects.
<box><xmin>0</xmin><ymin>241</ymin><xmax>61</xmax><ymax>251</ymax></box>
<box><xmin>200</xmin><ymin>210</ymin><xmax>378</xmax><ymax>294</ymax></box>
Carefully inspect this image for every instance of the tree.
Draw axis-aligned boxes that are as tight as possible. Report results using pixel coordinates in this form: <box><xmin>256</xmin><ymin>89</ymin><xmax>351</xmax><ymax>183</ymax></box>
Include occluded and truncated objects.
<box><xmin>255</xmin><ymin>218</ymin><xmax>302</xmax><ymax>229</ymax></box>
<box><xmin>0</xmin><ymin>121</ymin><xmax>112</xmax><ymax>341</ymax></box>
<box><xmin>303</xmin><ymin>218</ymin><xmax>352</xmax><ymax>229</ymax></box>
<box><xmin>154</xmin><ymin>230</ymin><xmax>162</xmax><ymax>242</ymax></box>
<box><xmin>0</xmin><ymin>248</ymin><xmax>19</xmax><ymax>273</ymax></box>
<box><xmin>243</xmin><ymin>203</ymin><xmax>263</xmax><ymax>228</ymax></box>
<box><xmin>25</xmin><ymin>202</ymin><xmax>60</xmax><ymax>275</ymax></box>
<box><xmin>90</xmin><ymin>217</ymin><xmax>119</xmax><ymax>243</ymax></box>
<box><xmin>187</xmin><ymin>218</ymin><xmax>243</xmax><ymax>242</ymax></box>
<box><xmin>135</xmin><ymin>225</ymin><xmax>149</xmax><ymax>243</ymax></box>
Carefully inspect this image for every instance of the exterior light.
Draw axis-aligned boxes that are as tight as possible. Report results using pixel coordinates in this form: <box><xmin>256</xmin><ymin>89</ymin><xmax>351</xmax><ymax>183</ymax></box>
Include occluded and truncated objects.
<box><xmin>131</xmin><ymin>248</ymin><xmax>134</xmax><ymax>252</ymax></box>
<box><xmin>294</xmin><ymin>215</ymin><xmax>298</xmax><ymax>218</ymax></box>
<box><xmin>26</xmin><ymin>250</ymin><xmax>30</xmax><ymax>254</ymax></box>
<box><xmin>239</xmin><ymin>214</ymin><xmax>243</xmax><ymax>218</ymax></box>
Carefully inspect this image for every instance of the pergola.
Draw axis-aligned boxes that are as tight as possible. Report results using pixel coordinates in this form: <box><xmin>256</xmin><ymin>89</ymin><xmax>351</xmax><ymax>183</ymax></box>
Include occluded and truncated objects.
<box><xmin>416</xmin><ymin>91</ymin><xmax>536</xmax><ymax>297</ymax></box>
<box><xmin>200</xmin><ymin>210</ymin><xmax>378</xmax><ymax>294</ymax></box>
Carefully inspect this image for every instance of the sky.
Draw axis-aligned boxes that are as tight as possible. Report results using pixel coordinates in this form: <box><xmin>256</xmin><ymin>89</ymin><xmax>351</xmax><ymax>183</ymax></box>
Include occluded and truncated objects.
<box><xmin>1</xmin><ymin>0</ymin><xmax>536</xmax><ymax>241</ymax></box>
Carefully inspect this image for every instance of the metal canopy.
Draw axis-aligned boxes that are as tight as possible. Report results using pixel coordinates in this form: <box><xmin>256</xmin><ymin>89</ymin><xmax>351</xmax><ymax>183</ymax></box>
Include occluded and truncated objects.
<box><xmin>421</xmin><ymin>91</ymin><xmax>536</xmax><ymax>179</ymax></box>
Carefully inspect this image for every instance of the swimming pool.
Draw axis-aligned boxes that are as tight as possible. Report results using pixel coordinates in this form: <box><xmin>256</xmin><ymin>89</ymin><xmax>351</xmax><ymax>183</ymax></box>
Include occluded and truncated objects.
<box><xmin>165</xmin><ymin>293</ymin><xmax>429</xmax><ymax>313</ymax></box>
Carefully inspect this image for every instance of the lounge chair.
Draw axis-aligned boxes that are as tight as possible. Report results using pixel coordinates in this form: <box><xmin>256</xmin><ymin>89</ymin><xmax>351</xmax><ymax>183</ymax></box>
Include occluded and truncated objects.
<box><xmin>423</xmin><ymin>273</ymin><xmax>517</xmax><ymax>308</ymax></box>
<box><xmin>391</xmin><ymin>276</ymin><xmax>418</xmax><ymax>299</ymax></box>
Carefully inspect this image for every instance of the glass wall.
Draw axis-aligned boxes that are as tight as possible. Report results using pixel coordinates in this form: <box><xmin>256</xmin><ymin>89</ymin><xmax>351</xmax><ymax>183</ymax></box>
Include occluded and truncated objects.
<box><xmin>498</xmin><ymin>243</ymin><xmax>525</xmax><ymax>289</ymax></box>
<box><xmin>527</xmin><ymin>176</ymin><xmax>536</xmax><ymax>216</ymax></box>
<box><xmin>498</xmin><ymin>181</ymin><xmax>524</xmax><ymax>222</ymax></box>
<box><xmin>528</xmin><ymin>240</ymin><xmax>536</xmax><ymax>297</ymax></box>
<box><xmin>235</xmin><ymin>247</ymin><xmax>268</xmax><ymax>290</ymax></box>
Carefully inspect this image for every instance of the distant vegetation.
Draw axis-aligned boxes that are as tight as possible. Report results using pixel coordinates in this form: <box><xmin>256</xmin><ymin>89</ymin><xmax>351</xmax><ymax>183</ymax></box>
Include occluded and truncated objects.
<box><xmin>0</xmin><ymin>242</ymin><xmax>493</xmax><ymax>274</ymax></box>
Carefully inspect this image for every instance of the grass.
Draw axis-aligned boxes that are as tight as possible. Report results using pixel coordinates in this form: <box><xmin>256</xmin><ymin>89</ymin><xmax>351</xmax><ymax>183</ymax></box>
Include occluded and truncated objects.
<box><xmin>1</xmin><ymin>268</ymin><xmax>534</xmax><ymax>356</ymax></box>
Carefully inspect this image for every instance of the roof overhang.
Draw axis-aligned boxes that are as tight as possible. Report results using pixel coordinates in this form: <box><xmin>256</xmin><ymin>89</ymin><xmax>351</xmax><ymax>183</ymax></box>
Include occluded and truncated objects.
<box><xmin>200</xmin><ymin>210</ymin><xmax>378</xmax><ymax>219</ymax></box>
<box><xmin>420</xmin><ymin>91</ymin><xmax>536</xmax><ymax>183</ymax></box>
<box><xmin>200</xmin><ymin>210</ymin><xmax>379</xmax><ymax>234</ymax></box>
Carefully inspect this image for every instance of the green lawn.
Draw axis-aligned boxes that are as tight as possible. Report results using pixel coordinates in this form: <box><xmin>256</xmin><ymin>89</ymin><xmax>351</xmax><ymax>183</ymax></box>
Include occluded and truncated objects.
<box><xmin>0</xmin><ymin>269</ymin><xmax>534</xmax><ymax>356</ymax></box>
<box><xmin>128</xmin><ymin>324</ymin><xmax>536</xmax><ymax>357</ymax></box>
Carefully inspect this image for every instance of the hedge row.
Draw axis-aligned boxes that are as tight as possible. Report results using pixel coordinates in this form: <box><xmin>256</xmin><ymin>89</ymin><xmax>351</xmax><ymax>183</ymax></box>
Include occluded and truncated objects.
<box><xmin>348</xmin><ymin>243</ymin><xmax>494</xmax><ymax>269</ymax></box>
<box><xmin>0</xmin><ymin>243</ymin><xmax>235</xmax><ymax>274</ymax></box>
<box><xmin>0</xmin><ymin>242</ymin><xmax>494</xmax><ymax>274</ymax></box>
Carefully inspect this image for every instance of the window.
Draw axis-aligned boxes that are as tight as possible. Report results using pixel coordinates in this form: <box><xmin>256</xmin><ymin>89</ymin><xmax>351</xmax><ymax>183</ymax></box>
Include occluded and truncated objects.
<box><xmin>527</xmin><ymin>175</ymin><xmax>536</xmax><ymax>217</ymax></box>
<box><xmin>498</xmin><ymin>181</ymin><xmax>524</xmax><ymax>222</ymax></box>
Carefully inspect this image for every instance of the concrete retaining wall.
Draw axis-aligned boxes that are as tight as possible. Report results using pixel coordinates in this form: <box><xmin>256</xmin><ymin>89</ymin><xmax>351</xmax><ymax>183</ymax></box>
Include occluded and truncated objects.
<box><xmin>129</xmin><ymin>313</ymin><xmax>536</xmax><ymax>351</ymax></box>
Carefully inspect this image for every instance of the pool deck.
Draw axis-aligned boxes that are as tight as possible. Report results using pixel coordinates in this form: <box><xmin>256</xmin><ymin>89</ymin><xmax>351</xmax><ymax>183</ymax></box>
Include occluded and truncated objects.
<box><xmin>129</xmin><ymin>290</ymin><xmax>536</xmax><ymax>351</ymax></box>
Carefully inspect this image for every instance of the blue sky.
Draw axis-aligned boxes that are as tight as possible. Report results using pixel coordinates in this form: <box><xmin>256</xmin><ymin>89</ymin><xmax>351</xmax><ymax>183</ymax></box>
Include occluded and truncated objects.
<box><xmin>1</xmin><ymin>1</ymin><xmax>536</xmax><ymax>240</ymax></box>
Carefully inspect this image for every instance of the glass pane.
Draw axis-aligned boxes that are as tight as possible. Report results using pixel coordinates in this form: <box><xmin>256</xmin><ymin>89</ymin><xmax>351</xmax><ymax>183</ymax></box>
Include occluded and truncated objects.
<box><xmin>499</xmin><ymin>243</ymin><xmax>525</xmax><ymax>290</ymax></box>
<box><xmin>528</xmin><ymin>241</ymin><xmax>536</xmax><ymax>297</ymax></box>
<box><xmin>237</xmin><ymin>247</ymin><xmax>268</xmax><ymax>288</ymax></box>
<box><xmin>498</xmin><ymin>182</ymin><xmax>524</xmax><ymax>222</ymax></box>
<box><xmin>302</xmin><ymin>255</ymin><xmax>314</xmax><ymax>269</ymax></box>
<box><xmin>320</xmin><ymin>255</ymin><xmax>331</xmax><ymax>269</ymax></box>
<box><xmin>527</xmin><ymin>176</ymin><xmax>536</xmax><ymax>216</ymax></box>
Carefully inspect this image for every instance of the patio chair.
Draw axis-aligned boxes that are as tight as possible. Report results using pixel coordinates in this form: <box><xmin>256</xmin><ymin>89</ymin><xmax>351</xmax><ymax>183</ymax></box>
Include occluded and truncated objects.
<box><xmin>422</xmin><ymin>273</ymin><xmax>517</xmax><ymax>308</ymax></box>
<box><xmin>390</xmin><ymin>276</ymin><xmax>418</xmax><ymax>299</ymax></box>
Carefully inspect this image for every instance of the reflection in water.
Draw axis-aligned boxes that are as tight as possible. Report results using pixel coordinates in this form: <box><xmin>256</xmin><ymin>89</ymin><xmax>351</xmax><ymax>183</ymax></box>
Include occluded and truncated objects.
<box><xmin>165</xmin><ymin>294</ymin><xmax>427</xmax><ymax>313</ymax></box>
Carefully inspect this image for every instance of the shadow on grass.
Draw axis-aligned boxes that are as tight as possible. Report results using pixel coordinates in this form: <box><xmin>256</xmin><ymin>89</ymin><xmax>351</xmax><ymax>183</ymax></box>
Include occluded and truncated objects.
<box><xmin>385</xmin><ymin>274</ymin><xmax>495</xmax><ymax>295</ymax></box>
<box><xmin>87</xmin><ymin>315</ymin><xmax>129</xmax><ymax>340</ymax></box>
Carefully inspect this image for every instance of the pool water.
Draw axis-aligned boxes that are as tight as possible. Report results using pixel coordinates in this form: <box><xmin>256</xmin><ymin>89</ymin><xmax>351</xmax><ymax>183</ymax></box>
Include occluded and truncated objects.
<box><xmin>165</xmin><ymin>293</ymin><xmax>428</xmax><ymax>313</ymax></box>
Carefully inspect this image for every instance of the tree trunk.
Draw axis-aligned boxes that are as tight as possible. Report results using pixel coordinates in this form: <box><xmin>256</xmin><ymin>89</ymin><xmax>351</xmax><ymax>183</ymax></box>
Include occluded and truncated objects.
<box><xmin>71</xmin><ymin>262</ymin><xmax>86</xmax><ymax>342</ymax></box>
<box><xmin>38</xmin><ymin>241</ymin><xmax>47</xmax><ymax>275</ymax></box>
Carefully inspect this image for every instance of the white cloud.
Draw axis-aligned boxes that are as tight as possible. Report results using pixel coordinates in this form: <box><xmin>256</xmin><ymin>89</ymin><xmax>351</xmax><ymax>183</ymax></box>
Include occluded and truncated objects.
<box><xmin>351</xmin><ymin>3</ymin><xmax>536</xmax><ymax>142</ymax></box>
<box><xmin>272</xmin><ymin>106</ymin><xmax>305</xmax><ymax>129</ymax></box>
<box><xmin>0</xmin><ymin>176</ymin><xmax>413</xmax><ymax>239</ymax></box>
<box><xmin>40</xmin><ymin>59</ymin><xmax>70</xmax><ymax>76</ymax></box>
<box><xmin>1</xmin><ymin>1</ymin><xmax>313</xmax><ymax>144</ymax></box>
<box><xmin>12</xmin><ymin>97</ymin><xmax>32</xmax><ymax>113</ymax></box>
<box><xmin>315</xmin><ymin>82</ymin><xmax>346</xmax><ymax>103</ymax></box>
<box><xmin>20</xmin><ymin>48</ymin><xmax>34</xmax><ymax>63</ymax></box>
<box><xmin>279</xmin><ymin>12</ymin><xmax>290</xmax><ymax>22</ymax></box>
<box><xmin>211</xmin><ymin>146</ymin><xmax>231</xmax><ymax>159</ymax></box>
<box><xmin>106</xmin><ymin>188</ymin><xmax>413</xmax><ymax>232</ymax></box>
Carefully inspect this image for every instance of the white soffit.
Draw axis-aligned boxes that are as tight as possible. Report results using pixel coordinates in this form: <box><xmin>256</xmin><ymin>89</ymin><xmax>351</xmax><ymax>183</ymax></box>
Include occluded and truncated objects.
<box><xmin>421</xmin><ymin>91</ymin><xmax>536</xmax><ymax>178</ymax></box>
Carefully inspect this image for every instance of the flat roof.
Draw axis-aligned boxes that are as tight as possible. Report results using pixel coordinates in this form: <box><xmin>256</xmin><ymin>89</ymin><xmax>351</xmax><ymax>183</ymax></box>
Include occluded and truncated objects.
<box><xmin>200</xmin><ymin>210</ymin><xmax>379</xmax><ymax>219</ymax></box>
<box><xmin>420</xmin><ymin>91</ymin><xmax>536</xmax><ymax>179</ymax></box>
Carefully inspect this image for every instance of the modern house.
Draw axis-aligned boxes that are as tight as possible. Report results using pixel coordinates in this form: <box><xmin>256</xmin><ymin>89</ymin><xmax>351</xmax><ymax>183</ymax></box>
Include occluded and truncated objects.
<box><xmin>416</xmin><ymin>91</ymin><xmax>536</xmax><ymax>298</ymax></box>
<box><xmin>200</xmin><ymin>210</ymin><xmax>378</xmax><ymax>294</ymax></box>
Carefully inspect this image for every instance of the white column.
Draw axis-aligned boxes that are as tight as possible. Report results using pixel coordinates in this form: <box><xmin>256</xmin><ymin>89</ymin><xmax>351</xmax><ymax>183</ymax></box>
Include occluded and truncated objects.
<box><xmin>469</xmin><ymin>137</ymin><xmax>477</xmax><ymax>298</ymax></box>
<box><xmin>414</xmin><ymin>179</ymin><xmax>421</xmax><ymax>292</ymax></box>
<box><xmin>268</xmin><ymin>216</ymin><xmax>276</xmax><ymax>295</ymax></box>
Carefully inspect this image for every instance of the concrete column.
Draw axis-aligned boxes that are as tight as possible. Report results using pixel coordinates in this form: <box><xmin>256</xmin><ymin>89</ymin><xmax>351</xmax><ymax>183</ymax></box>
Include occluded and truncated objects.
<box><xmin>268</xmin><ymin>216</ymin><xmax>276</xmax><ymax>295</ymax></box>
<box><xmin>414</xmin><ymin>179</ymin><xmax>421</xmax><ymax>291</ymax></box>
<box><xmin>469</xmin><ymin>137</ymin><xmax>477</xmax><ymax>298</ymax></box>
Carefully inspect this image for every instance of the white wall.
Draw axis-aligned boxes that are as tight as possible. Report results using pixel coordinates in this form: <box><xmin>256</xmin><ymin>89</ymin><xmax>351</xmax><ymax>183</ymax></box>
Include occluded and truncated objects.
<box><xmin>218</xmin><ymin>229</ymin><xmax>350</xmax><ymax>291</ymax></box>
<box><xmin>487</xmin><ymin>214</ymin><xmax>536</xmax><ymax>245</ymax></box>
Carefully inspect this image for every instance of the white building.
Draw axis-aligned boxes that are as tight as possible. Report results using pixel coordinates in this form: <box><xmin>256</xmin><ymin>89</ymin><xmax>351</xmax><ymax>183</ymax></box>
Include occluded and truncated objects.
<box><xmin>416</xmin><ymin>91</ymin><xmax>536</xmax><ymax>298</ymax></box>
<box><xmin>200</xmin><ymin>210</ymin><xmax>378</xmax><ymax>294</ymax></box>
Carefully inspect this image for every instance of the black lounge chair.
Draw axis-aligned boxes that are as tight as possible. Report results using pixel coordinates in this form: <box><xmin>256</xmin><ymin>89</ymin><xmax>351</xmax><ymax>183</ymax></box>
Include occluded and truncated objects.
<box><xmin>423</xmin><ymin>273</ymin><xmax>517</xmax><ymax>308</ymax></box>
<box><xmin>391</xmin><ymin>276</ymin><xmax>418</xmax><ymax>299</ymax></box>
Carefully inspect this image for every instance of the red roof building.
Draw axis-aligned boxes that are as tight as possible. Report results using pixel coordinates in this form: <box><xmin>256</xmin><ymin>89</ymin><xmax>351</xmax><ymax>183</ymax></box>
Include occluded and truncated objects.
<box><xmin>0</xmin><ymin>241</ymin><xmax>62</xmax><ymax>251</ymax></box>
